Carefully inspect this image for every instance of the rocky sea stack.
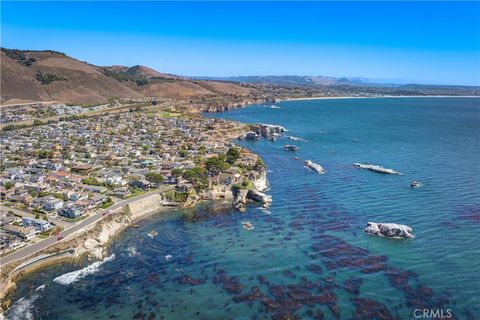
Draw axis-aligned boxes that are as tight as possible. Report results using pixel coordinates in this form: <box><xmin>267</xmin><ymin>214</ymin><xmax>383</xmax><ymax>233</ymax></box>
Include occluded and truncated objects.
<box><xmin>364</xmin><ymin>222</ymin><xmax>414</xmax><ymax>239</ymax></box>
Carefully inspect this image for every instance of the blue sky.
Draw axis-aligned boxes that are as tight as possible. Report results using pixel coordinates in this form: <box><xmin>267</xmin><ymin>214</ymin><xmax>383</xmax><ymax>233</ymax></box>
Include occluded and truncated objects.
<box><xmin>2</xmin><ymin>1</ymin><xmax>479</xmax><ymax>85</ymax></box>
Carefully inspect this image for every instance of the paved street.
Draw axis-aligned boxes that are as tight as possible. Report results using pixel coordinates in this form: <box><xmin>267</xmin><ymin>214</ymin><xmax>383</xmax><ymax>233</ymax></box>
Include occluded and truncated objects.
<box><xmin>0</xmin><ymin>205</ymin><xmax>73</xmax><ymax>229</ymax></box>
<box><xmin>0</xmin><ymin>186</ymin><xmax>173</xmax><ymax>267</ymax></box>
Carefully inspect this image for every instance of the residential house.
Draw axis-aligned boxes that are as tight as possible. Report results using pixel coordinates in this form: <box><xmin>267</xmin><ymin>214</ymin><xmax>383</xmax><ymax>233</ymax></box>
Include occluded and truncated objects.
<box><xmin>59</xmin><ymin>205</ymin><xmax>84</xmax><ymax>219</ymax></box>
<box><xmin>2</xmin><ymin>225</ymin><xmax>38</xmax><ymax>240</ymax></box>
<box><xmin>22</xmin><ymin>217</ymin><xmax>52</xmax><ymax>232</ymax></box>
<box><xmin>82</xmin><ymin>185</ymin><xmax>108</xmax><ymax>194</ymax></box>
<box><xmin>44</xmin><ymin>197</ymin><xmax>64</xmax><ymax>211</ymax></box>
<box><xmin>89</xmin><ymin>194</ymin><xmax>106</xmax><ymax>207</ymax></box>
<box><xmin>109</xmin><ymin>187</ymin><xmax>131</xmax><ymax>199</ymax></box>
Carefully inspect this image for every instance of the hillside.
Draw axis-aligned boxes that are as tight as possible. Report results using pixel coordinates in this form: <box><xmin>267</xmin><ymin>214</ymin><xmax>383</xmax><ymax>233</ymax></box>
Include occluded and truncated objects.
<box><xmin>1</xmin><ymin>49</ymin><xmax>254</xmax><ymax>105</ymax></box>
<box><xmin>1</xmin><ymin>49</ymin><xmax>143</xmax><ymax>105</ymax></box>
<box><xmin>102</xmin><ymin>64</ymin><xmax>180</xmax><ymax>80</ymax></box>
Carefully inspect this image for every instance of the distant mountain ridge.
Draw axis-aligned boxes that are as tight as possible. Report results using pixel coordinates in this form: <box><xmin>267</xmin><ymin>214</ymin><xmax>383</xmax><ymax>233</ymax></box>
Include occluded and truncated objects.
<box><xmin>196</xmin><ymin>75</ymin><xmax>478</xmax><ymax>89</ymax></box>
<box><xmin>196</xmin><ymin>75</ymin><xmax>387</xmax><ymax>86</ymax></box>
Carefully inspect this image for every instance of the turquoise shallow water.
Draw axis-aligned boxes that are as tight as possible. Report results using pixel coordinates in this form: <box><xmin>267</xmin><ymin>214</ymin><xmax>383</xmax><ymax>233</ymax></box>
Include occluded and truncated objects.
<box><xmin>6</xmin><ymin>97</ymin><xmax>480</xmax><ymax>320</ymax></box>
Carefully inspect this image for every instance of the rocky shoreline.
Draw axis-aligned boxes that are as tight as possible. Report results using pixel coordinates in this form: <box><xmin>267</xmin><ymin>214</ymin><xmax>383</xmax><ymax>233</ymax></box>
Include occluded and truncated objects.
<box><xmin>0</xmin><ymin>201</ymin><xmax>169</xmax><ymax>310</ymax></box>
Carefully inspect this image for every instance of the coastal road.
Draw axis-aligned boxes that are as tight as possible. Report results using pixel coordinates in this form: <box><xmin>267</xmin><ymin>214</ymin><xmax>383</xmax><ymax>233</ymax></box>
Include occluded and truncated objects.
<box><xmin>0</xmin><ymin>187</ymin><xmax>174</xmax><ymax>267</ymax></box>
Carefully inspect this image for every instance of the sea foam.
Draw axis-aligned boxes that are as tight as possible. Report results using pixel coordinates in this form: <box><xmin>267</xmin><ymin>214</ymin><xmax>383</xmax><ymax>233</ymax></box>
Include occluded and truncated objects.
<box><xmin>4</xmin><ymin>285</ymin><xmax>45</xmax><ymax>319</ymax></box>
<box><xmin>5</xmin><ymin>295</ymin><xmax>38</xmax><ymax>320</ymax></box>
<box><xmin>53</xmin><ymin>254</ymin><xmax>115</xmax><ymax>286</ymax></box>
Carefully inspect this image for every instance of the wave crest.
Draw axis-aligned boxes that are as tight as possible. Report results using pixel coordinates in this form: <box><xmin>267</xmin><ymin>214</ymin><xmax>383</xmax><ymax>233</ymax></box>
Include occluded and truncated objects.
<box><xmin>53</xmin><ymin>254</ymin><xmax>115</xmax><ymax>286</ymax></box>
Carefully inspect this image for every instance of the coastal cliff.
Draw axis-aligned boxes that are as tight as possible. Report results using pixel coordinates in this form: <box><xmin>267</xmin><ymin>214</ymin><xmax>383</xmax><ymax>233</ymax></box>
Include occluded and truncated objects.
<box><xmin>0</xmin><ymin>194</ymin><xmax>166</xmax><ymax>309</ymax></box>
<box><xmin>252</xmin><ymin>167</ymin><xmax>269</xmax><ymax>192</ymax></box>
<box><xmin>59</xmin><ymin>193</ymin><xmax>166</xmax><ymax>260</ymax></box>
<box><xmin>199</xmin><ymin>97</ymin><xmax>277</xmax><ymax>113</ymax></box>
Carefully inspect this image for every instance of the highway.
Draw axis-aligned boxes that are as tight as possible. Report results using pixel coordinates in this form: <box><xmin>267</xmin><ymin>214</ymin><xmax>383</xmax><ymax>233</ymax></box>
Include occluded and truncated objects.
<box><xmin>0</xmin><ymin>186</ymin><xmax>173</xmax><ymax>267</ymax></box>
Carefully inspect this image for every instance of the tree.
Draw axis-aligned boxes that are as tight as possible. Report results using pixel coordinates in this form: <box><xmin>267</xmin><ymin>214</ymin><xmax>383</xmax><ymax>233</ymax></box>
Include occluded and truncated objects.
<box><xmin>226</xmin><ymin>147</ymin><xmax>240</xmax><ymax>164</ymax></box>
<box><xmin>82</xmin><ymin>177</ymin><xmax>101</xmax><ymax>186</ymax></box>
<box><xmin>182</xmin><ymin>167</ymin><xmax>208</xmax><ymax>190</ymax></box>
<box><xmin>145</xmin><ymin>172</ymin><xmax>164</xmax><ymax>184</ymax></box>
<box><xmin>4</xmin><ymin>181</ymin><xmax>14</xmax><ymax>189</ymax></box>
<box><xmin>179</xmin><ymin>149</ymin><xmax>188</xmax><ymax>157</ymax></box>
<box><xmin>205</xmin><ymin>155</ymin><xmax>229</xmax><ymax>174</ymax></box>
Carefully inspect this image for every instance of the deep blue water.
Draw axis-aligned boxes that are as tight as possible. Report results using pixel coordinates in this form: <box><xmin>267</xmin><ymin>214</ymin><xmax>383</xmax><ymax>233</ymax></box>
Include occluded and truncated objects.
<box><xmin>6</xmin><ymin>97</ymin><xmax>480</xmax><ymax>320</ymax></box>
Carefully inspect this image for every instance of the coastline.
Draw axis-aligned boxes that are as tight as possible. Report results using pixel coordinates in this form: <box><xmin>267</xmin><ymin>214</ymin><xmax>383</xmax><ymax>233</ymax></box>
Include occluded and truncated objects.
<box><xmin>279</xmin><ymin>95</ymin><xmax>480</xmax><ymax>102</ymax></box>
<box><xmin>0</xmin><ymin>202</ymin><xmax>170</xmax><ymax>310</ymax></box>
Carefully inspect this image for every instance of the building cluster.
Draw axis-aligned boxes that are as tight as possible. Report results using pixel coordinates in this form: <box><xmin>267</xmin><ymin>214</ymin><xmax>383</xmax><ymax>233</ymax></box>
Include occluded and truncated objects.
<box><xmin>0</xmin><ymin>111</ymin><xmax>257</xmax><ymax>253</ymax></box>
<box><xmin>1</xmin><ymin>103</ymin><xmax>112</xmax><ymax>124</ymax></box>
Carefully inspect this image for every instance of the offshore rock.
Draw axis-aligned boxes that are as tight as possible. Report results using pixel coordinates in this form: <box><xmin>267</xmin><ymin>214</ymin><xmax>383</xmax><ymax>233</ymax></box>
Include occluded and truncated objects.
<box><xmin>239</xmin><ymin>131</ymin><xmax>260</xmax><ymax>140</ymax></box>
<box><xmin>364</xmin><ymin>222</ymin><xmax>414</xmax><ymax>239</ymax></box>
<box><xmin>410</xmin><ymin>181</ymin><xmax>422</xmax><ymax>188</ymax></box>
<box><xmin>247</xmin><ymin>189</ymin><xmax>272</xmax><ymax>208</ymax></box>
<box><xmin>353</xmin><ymin>163</ymin><xmax>401</xmax><ymax>175</ymax></box>
<box><xmin>304</xmin><ymin>160</ymin><xmax>325</xmax><ymax>174</ymax></box>
<box><xmin>287</xmin><ymin>136</ymin><xmax>305</xmax><ymax>142</ymax></box>
<box><xmin>250</xmin><ymin>123</ymin><xmax>288</xmax><ymax>139</ymax></box>
<box><xmin>284</xmin><ymin>144</ymin><xmax>299</xmax><ymax>151</ymax></box>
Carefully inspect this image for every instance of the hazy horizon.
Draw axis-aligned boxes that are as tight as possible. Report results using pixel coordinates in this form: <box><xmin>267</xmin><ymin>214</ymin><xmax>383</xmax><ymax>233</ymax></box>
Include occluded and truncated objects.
<box><xmin>2</xmin><ymin>1</ymin><xmax>479</xmax><ymax>86</ymax></box>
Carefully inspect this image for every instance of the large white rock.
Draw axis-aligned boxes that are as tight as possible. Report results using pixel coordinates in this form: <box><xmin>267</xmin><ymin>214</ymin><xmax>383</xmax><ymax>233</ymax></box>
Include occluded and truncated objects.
<box><xmin>364</xmin><ymin>222</ymin><xmax>414</xmax><ymax>239</ymax></box>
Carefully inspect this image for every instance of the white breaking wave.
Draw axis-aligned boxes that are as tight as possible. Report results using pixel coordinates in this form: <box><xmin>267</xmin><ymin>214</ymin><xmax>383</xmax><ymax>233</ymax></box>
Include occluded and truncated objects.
<box><xmin>6</xmin><ymin>282</ymin><xmax>47</xmax><ymax>319</ymax></box>
<box><xmin>127</xmin><ymin>246</ymin><xmax>140</xmax><ymax>257</ymax></box>
<box><xmin>53</xmin><ymin>254</ymin><xmax>115</xmax><ymax>286</ymax></box>
<box><xmin>35</xmin><ymin>284</ymin><xmax>45</xmax><ymax>291</ymax></box>
<box><xmin>5</xmin><ymin>295</ymin><xmax>38</xmax><ymax>320</ymax></box>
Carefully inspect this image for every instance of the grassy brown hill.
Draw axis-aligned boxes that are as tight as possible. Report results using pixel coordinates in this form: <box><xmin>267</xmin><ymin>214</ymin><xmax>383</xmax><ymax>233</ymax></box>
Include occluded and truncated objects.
<box><xmin>102</xmin><ymin>64</ymin><xmax>179</xmax><ymax>80</ymax></box>
<box><xmin>1</xmin><ymin>49</ymin><xmax>254</xmax><ymax>105</ymax></box>
<box><xmin>1</xmin><ymin>49</ymin><xmax>143</xmax><ymax>104</ymax></box>
<box><xmin>125</xmin><ymin>65</ymin><xmax>174</xmax><ymax>79</ymax></box>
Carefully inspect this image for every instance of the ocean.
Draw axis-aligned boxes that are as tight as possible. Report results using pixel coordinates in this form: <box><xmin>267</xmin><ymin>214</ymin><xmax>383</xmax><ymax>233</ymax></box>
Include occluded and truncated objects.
<box><xmin>5</xmin><ymin>97</ymin><xmax>480</xmax><ymax>319</ymax></box>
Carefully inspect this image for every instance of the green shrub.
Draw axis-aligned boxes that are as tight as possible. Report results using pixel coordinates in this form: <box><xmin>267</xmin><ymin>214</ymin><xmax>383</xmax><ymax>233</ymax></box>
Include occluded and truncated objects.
<box><xmin>164</xmin><ymin>190</ymin><xmax>189</xmax><ymax>202</ymax></box>
<box><xmin>36</xmin><ymin>72</ymin><xmax>67</xmax><ymax>85</ymax></box>
<box><xmin>135</xmin><ymin>79</ymin><xmax>148</xmax><ymax>86</ymax></box>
